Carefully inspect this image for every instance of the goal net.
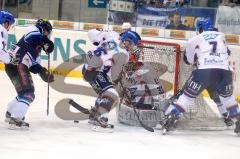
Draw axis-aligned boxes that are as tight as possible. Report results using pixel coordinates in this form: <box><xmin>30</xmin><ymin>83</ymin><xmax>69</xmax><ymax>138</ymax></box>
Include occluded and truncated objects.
<box><xmin>140</xmin><ymin>40</ymin><xmax>227</xmax><ymax>130</ymax></box>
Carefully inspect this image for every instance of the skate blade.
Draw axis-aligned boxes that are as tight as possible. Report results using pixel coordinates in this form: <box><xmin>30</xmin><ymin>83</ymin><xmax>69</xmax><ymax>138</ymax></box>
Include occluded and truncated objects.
<box><xmin>236</xmin><ymin>132</ymin><xmax>240</xmax><ymax>137</ymax></box>
<box><xmin>92</xmin><ymin>126</ymin><xmax>114</xmax><ymax>133</ymax></box>
<box><xmin>8</xmin><ymin>124</ymin><xmax>29</xmax><ymax>131</ymax></box>
<box><xmin>162</xmin><ymin>128</ymin><xmax>168</xmax><ymax>135</ymax></box>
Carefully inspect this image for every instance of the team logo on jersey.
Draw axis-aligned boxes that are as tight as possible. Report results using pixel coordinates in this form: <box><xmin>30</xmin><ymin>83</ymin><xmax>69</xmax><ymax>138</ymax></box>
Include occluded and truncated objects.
<box><xmin>203</xmin><ymin>34</ymin><xmax>219</xmax><ymax>40</ymax></box>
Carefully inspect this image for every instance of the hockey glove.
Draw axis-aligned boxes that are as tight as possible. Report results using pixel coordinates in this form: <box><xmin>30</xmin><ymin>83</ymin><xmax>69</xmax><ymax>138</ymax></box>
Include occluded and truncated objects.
<box><xmin>39</xmin><ymin>67</ymin><xmax>54</xmax><ymax>83</ymax></box>
<box><xmin>42</xmin><ymin>37</ymin><xmax>54</xmax><ymax>54</ymax></box>
<box><xmin>8</xmin><ymin>44</ymin><xmax>21</xmax><ymax>65</ymax></box>
<box><xmin>9</xmin><ymin>51</ymin><xmax>21</xmax><ymax>65</ymax></box>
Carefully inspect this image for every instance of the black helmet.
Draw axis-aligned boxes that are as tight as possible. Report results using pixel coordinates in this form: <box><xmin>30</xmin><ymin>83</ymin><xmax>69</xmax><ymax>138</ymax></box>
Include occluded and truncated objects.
<box><xmin>36</xmin><ymin>19</ymin><xmax>52</xmax><ymax>33</ymax></box>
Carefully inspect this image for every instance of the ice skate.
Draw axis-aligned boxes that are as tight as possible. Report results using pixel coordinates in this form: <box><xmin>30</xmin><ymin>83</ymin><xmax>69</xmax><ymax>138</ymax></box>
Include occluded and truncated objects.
<box><xmin>161</xmin><ymin>113</ymin><xmax>180</xmax><ymax>135</ymax></box>
<box><xmin>222</xmin><ymin>113</ymin><xmax>234</xmax><ymax>127</ymax></box>
<box><xmin>88</xmin><ymin>107</ymin><xmax>114</xmax><ymax>132</ymax></box>
<box><xmin>5</xmin><ymin>111</ymin><xmax>25</xmax><ymax>123</ymax></box>
<box><xmin>8</xmin><ymin>117</ymin><xmax>29</xmax><ymax>130</ymax></box>
<box><xmin>234</xmin><ymin>119</ymin><xmax>240</xmax><ymax>136</ymax></box>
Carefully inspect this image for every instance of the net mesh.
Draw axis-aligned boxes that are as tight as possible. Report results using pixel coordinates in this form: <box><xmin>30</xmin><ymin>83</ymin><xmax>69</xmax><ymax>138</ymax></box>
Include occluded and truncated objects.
<box><xmin>140</xmin><ymin>40</ymin><xmax>227</xmax><ymax>130</ymax></box>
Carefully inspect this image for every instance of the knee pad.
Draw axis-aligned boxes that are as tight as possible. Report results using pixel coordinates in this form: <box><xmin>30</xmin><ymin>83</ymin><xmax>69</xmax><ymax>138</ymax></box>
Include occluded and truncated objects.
<box><xmin>95</xmin><ymin>97</ymin><xmax>114</xmax><ymax>114</ymax></box>
<box><xmin>102</xmin><ymin>88</ymin><xmax>119</xmax><ymax>102</ymax></box>
<box><xmin>16</xmin><ymin>92</ymin><xmax>35</xmax><ymax>105</ymax></box>
<box><xmin>219</xmin><ymin>95</ymin><xmax>240</xmax><ymax>118</ymax></box>
<box><xmin>94</xmin><ymin>88</ymin><xmax>119</xmax><ymax>114</ymax></box>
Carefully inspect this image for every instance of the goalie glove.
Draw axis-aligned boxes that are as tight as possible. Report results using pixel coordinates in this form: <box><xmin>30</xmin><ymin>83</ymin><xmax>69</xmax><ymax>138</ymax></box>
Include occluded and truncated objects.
<box><xmin>39</xmin><ymin>67</ymin><xmax>54</xmax><ymax>83</ymax></box>
<box><xmin>42</xmin><ymin>37</ymin><xmax>54</xmax><ymax>54</ymax></box>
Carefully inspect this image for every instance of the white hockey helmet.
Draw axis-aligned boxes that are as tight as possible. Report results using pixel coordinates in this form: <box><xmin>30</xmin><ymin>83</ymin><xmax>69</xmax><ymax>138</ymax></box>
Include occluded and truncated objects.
<box><xmin>122</xmin><ymin>22</ymin><xmax>132</xmax><ymax>30</ymax></box>
<box><xmin>88</xmin><ymin>28</ymin><xmax>105</xmax><ymax>46</ymax></box>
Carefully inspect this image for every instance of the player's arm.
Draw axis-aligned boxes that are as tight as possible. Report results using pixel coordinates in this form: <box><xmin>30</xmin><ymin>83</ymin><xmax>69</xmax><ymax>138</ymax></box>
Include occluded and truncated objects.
<box><xmin>0</xmin><ymin>39</ymin><xmax>20</xmax><ymax>64</ymax></box>
<box><xmin>29</xmin><ymin>57</ymin><xmax>54</xmax><ymax>82</ymax></box>
<box><xmin>82</xmin><ymin>49</ymin><xmax>103</xmax><ymax>82</ymax></box>
<box><xmin>29</xmin><ymin>63</ymin><xmax>54</xmax><ymax>82</ymax></box>
<box><xmin>185</xmin><ymin>38</ymin><xmax>198</xmax><ymax>65</ymax></box>
<box><xmin>24</xmin><ymin>31</ymin><xmax>43</xmax><ymax>46</ymax></box>
<box><xmin>0</xmin><ymin>41</ymin><xmax>11</xmax><ymax>63</ymax></box>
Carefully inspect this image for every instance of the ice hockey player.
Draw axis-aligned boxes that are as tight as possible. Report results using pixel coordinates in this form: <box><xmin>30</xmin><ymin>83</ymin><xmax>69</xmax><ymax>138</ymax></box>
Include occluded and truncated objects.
<box><xmin>4</xmin><ymin>19</ymin><xmax>54</xmax><ymax>129</ymax></box>
<box><xmin>161</xmin><ymin>19</ymin><xmax>240</xmax><ymax>135</ymax></box>
<box><xmin>114</xmin><ymin>39</ymin><xmax>166</xmax><ymax>110</ymax></box>
<box><xmin>82</xmin><ymin>28</ymin><xmax>132</xmax><ymax>131</ymax></box>
<box><xmin>0</xmin><ymin>10</ymin><xmax>20</xmax><ymax>65</ymax></box>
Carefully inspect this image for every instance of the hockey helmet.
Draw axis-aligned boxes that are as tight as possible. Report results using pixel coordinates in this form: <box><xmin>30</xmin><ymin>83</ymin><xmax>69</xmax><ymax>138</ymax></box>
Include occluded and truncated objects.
<box><xmin>36</xmin><ymin>19</ymin><xmax>52</xmax><ymax>33</ymax></box>
<box><xmin>121</xmin><ymin>30</ymin><xmax>140</xmax><ymax>46</ymax></box>
<box><xmin>196</xmin><ymin>18</ymin><xmax>214</xmax><ymax>31</ymax></box>
<box><xmin>88</xmin><ymin>28</ymin><xmax>105</xmax><ymax>46</ymax></box>
<box><xmin>0</xmin><ymin>10</ymin><xmax>15</xmax><ymax>25</ymax></box>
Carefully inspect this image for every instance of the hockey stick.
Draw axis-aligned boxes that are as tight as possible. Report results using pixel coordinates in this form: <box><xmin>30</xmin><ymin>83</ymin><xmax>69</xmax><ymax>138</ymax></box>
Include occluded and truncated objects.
<box><xmin>132</xmin><ymin>104</ymin><xmax>154</xmax><ymax>132</ymax></box>
<box><xmin>69</xmin><ymin>99</ymin><xmax>91</xmax><ymax>115</ymax></box>
<box><xmin>68</xmin><ymin>99</ymin><xmax>114</xmax><ymax>128</ymax></box>
<box><xmin>47</xmin><ymin>53</ymin><xmax>50</xmax><ymax>116</ymax></box>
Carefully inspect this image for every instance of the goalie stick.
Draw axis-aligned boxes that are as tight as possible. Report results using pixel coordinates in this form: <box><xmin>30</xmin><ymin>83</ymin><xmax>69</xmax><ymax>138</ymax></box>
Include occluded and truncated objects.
<box><xmin>117</xmin><ymin>70</ymin><xmax>154</xmax><ymax>132</ymax></box>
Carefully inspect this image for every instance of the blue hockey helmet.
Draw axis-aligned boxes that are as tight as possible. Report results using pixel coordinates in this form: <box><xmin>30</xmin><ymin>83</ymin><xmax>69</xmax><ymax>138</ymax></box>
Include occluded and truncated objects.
<box><xmin>0</xmin><ymin>10</ymin><xmax>15</xmax><ymax>25</ymax></box>
<box><xmin>196</xmin><ymin>18</ymin><xmax>214</xmax><ymax>31</ymax></box>
<box><xmin>121</xmin><ymin>30</ymin><xmax>140</xmax><ymax>46</ymax></box>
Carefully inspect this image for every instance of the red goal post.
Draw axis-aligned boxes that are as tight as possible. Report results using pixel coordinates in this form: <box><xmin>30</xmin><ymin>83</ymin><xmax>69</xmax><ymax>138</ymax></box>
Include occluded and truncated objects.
<box><xmin>138</xmin><ymin>40</ymin><xmax>182</xmax><ymax>94</ymax></box>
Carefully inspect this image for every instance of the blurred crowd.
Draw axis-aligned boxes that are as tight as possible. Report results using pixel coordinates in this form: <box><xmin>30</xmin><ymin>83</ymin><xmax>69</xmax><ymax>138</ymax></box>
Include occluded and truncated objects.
<box><xmin>112</xmin><ymin>0</ymin><xmax>190</xmax><ymax>8</ymax></box>
<box><xmin>109</xmin><ymin>0</ymin><xmax>240</xmax><ymax>8</ymax></box>
<box><xmin>221</xmin><ymin>0</ymin><xmax>240</xmax><ymax>7</ymax></box>
<box><xmin>137</xmin><ymin>0</ymin><xmax>190</xmax><ymax>8</ymax></box>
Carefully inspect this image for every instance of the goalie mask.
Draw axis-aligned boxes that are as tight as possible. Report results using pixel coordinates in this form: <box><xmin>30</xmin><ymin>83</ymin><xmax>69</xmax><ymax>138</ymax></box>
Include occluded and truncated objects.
<box><xmin>124</xmin><ymin>47</ymin><xmax>143</xmax><ymax>74</ymax></box>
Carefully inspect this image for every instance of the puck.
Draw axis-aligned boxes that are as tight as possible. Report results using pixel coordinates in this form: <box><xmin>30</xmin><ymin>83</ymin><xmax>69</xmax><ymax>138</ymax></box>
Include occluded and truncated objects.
<box><xmin>74</xmin><ymin>120</ymin><xmax>79</xmax><ymax>123</ymax></box>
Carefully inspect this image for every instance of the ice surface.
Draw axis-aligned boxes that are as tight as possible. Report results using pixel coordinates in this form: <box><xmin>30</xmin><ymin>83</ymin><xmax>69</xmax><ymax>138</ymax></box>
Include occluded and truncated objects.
<box><xmin>0</xmin><ymin>72</ymin><xmax>239</xmax><ymax>159</ymax></box>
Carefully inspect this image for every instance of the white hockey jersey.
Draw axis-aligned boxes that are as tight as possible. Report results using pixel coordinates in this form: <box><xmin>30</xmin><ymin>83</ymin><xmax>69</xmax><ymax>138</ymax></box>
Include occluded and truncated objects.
<box><xmin>115</xmin><ymin>62</ymin><xmax>166</xmax><ymax>106</ymax></box>
<box><xmin>185</xmin><ymin>31</ymin><xmax>230</xmax><ymax>70</ymax></box>
<box><xmin>0</xmin><ymin>24</ymin><xmax>11</xmax><ymax>64</ymax></box>
<box><xmin>85</xmin><ymin>31</ymin><xmax>129</xmax><ymax>81</ymax></box>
